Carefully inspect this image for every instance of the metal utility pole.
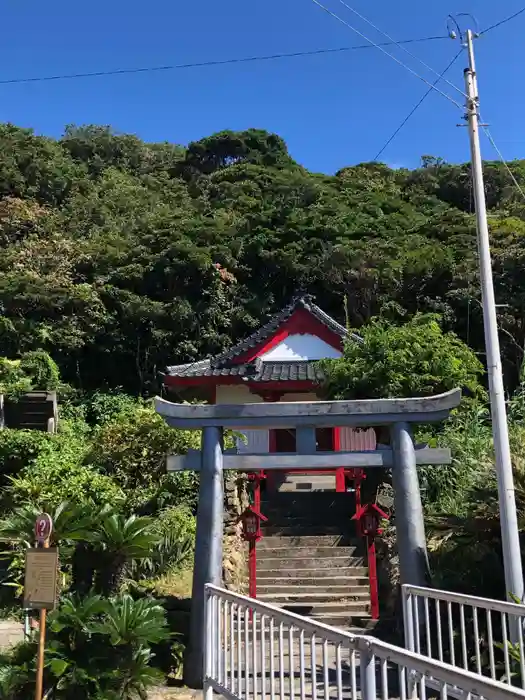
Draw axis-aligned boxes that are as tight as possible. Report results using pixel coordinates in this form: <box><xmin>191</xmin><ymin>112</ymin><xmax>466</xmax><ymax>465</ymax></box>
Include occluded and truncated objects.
<box><xmin>464</xmin><ymin>28</ymin><xmax>524</xmax><ymax>603</ymax></box>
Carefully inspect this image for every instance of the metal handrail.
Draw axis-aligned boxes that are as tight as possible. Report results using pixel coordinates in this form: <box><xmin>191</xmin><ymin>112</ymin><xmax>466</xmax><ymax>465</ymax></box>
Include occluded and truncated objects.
<box><xmin>402</xmin><ymin>583</ymin><xmax>525</xmax><ymax>687</ymax></box>
<box><xmin>206</xmin><ymin>584</ymin><xmax>525</xmax><ymax>700</ymax></box>
<box><xmin>403</xmin><ymin>584</ymin><xmax>525</xmax><ymax>617</ymax></box>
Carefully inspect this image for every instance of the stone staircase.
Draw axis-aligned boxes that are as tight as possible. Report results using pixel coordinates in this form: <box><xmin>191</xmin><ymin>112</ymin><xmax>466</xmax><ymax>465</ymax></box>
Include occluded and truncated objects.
<box><xmin>257</xmin><ymin>479</ymin><xmax>372</xmax><ymax>631</ymax></box>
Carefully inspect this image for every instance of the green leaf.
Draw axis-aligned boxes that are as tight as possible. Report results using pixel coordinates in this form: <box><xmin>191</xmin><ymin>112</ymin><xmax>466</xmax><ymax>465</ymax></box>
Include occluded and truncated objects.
<box><xmin>49</xmin><ymin>657</ymin><xmax>69</xmax><ymax>677</ymax></box>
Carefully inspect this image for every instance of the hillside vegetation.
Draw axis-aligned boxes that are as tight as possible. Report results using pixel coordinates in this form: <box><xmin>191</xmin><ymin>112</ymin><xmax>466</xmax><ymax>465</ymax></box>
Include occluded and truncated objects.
<box><xmin>1</xmin><ymin>123</ymin><xmax>525</xmax><ymax>394</ymax></box>
<box><xmin>1</xmin><ymin>123</ymin><xmax>525</xmax><ymax>694</ymax></box>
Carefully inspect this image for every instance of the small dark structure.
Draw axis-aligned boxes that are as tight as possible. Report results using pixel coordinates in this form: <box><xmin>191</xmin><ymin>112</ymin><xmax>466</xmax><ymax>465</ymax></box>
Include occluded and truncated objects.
<box><xmin>1</xmin><ymin>392</ymin><xmax>58</xmax><ymax>433</ymax></box>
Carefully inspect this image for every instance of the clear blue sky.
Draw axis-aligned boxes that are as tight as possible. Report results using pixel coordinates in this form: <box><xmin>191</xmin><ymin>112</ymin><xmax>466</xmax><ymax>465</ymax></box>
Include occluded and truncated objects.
<box><xmin>1</xmin><ymin>0</ymin><xmax>523</xmax><ymax>173</ymax></box>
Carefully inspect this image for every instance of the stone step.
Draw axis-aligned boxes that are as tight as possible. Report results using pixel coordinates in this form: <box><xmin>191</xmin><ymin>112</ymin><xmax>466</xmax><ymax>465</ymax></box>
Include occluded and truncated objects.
<box><xmin>261</xmin><ymin>499</ymin><xmax>354</xmax><ymax>512</ymax></box>
<box><xmin>257</xmin><ymin>585</ymin><xmax>370</xmax><ymax>598</ymax></box>
<box><xmin>262</xmin><ymin>525</ymin><xmax>352</xmax><ymax>536</ymax></box>
<box><xmin>259</xmin><ymin>591</ymin><xmax>370</xmax><ymax>605</ymax></box>
<box><xmin>257</xmin><ymin>568</ymin><xmax>368</xmax><ymax>579</ymax></box>
<box><xmin>230</xmin><ymin>619</ymin><xmax>372</xmax><ymax>635</ymax></box>
<box><xmin>257</xmin><ymin>546</ymin><xmax>358</xmax><ymax>559</ymax></box>
<box><xmin>309</xmin><ymin>612</ymin><xmax>372</xmax><ymax>628</ymax></box>
<box><xmin>257</xmin><ymin>556</ymin><xmax>365</xmax><ymax>570</ymax></box>
<box><xmin>278</xmin><ymin>601</ymin><xmax>370</xmax><ymax>614</ymax></box>
<box><xmin>261</xmin><ymin>519</ymin><xmax>355</xmax><ymax>531</ymax></box>
<box><xmin>258</xmin><ymin>535</ymin><xmax>347</xmax><ymax>548</ymax></box>
<box><xmin>257</xmin><ymin>575</ymin><xmax>370</xmax><ymax>587</ymax></box>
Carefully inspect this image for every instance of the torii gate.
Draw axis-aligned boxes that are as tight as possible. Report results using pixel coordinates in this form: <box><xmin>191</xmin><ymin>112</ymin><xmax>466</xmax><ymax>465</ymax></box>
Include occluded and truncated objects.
<box><xmin>156</xmin><ymin>388</ymin><xmax>461</xmax><ymax>688</ymax></box>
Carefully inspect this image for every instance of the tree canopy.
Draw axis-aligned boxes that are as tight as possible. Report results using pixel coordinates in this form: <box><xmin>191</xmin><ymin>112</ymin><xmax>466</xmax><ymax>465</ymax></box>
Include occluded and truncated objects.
<box><xmin>0</xmin><ymin>123</ymin><xmax>525</xmax><ymax>395</ymax></box>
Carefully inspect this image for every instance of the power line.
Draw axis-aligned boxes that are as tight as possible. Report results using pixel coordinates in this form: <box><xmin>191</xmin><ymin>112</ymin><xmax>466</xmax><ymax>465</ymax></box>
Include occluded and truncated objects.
<box><xmin>309</xmin><ymin>0</ymin><xmax>464</xmax><ymax>110</ymax></box>
<box><xmin>480</xmin><ymin>6</ymin><xmax>525</xmax><ymax>34</ymax></box>
<box><xmin>0</xmin><ymin>37</ymin><xmax>448</xmax><ymax>86</ymax></box>
<box><xmin>481</xmin><ymin>124</ymin><xmax>525</xmax><ymax>203</ymax></box>
<box><xmin>373</xmin><ymin>49</ymin><xmax>464</xmax><ymax>161</ymax></box>
<box><xmin>336</xmin><ymin>0</ymin><xmax>466</xmax><ymax>98</ymax></box>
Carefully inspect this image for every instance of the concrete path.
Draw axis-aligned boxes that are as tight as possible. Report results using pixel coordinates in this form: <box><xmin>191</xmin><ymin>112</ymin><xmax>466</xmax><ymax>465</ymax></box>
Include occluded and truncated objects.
<box><xmin>0</xmin><ymin>621</ymin><xmax>24</xmax><ymax>650</ymax></box>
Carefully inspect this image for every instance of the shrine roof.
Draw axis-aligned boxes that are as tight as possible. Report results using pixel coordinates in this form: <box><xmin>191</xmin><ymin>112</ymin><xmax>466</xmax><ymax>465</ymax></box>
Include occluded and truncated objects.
<box><xmin>163</xmin><ymin>295</ymin><xmax>359</xmax><ymax>384</ymax></box>
<box><xmin>164</xmin><ymin>358</ymin><xmax>325</xmax><ymax>382</ymax></box>
<box><xmin>208</xmin><ymin>295</ymin><xmax>351</xmax><ymax>368</ymax></box>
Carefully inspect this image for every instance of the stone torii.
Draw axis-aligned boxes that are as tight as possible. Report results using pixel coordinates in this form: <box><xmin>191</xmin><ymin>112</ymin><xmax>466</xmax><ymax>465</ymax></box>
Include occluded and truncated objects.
<box><xmin>155</xmin><ymin>388</ymin><xmax>461</xmax><ymax>688</ymax></box>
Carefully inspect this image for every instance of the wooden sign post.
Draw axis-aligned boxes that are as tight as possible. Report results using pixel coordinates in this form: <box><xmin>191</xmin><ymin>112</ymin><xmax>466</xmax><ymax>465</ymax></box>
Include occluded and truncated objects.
<box><xmin>25</xmin><ymin>514</ymin><xmax>56</xmax><ymax>700</ymax></box>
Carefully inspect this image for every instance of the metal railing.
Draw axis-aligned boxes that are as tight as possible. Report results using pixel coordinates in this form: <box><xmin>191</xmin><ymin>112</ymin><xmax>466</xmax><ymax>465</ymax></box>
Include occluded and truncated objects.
<box><xmin>402</xmin><ymin>584</ymin><xmax>525</xmax><ymax>688</ymax></box>
<box><xmin>205</xmin><ymin>583</ymin><xmax>525</xmax><ymax>700</ymax></box>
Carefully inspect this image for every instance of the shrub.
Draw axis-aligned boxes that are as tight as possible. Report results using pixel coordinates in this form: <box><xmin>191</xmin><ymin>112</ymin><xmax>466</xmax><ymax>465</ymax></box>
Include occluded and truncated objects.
<box><xmin>321</xmin><ymin>314</ymin><xmax>484</xmax><ymax>400</ymax></box>
<box><xmin>0</xmin><ymin>593</ymin><xmax>171</xmax><ymax>699</ymax></box>
<box><xmin>89</xmin><ymin>404</ymin><xmax>200</xmax><ymax>507</ymax></box>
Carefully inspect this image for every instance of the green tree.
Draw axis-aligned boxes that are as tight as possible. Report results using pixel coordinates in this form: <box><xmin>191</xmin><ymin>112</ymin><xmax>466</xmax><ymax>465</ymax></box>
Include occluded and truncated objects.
<box><xmin>321</xmin><ymin>314</ymin><xmax>484</xmax><ymax>400</ymax></box>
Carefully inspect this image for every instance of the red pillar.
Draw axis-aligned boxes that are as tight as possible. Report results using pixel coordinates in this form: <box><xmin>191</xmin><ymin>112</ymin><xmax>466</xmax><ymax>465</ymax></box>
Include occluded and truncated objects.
<box><xmin>334</xmin><ymin>427</ymin><xmax>346</xmax><ymax>492</ymax></box>
<box><xmin>248</xmin><ymin>541</ymin><xmax>257</xmax><ymax>599</ymax></box>
<box><xmin>355</xmin><ymin>476</ymin><xmax>362</xmax><ymax>536</ymax></box>
<box><xmin>367</xmin><ymin>536</ymin><xmax>379</xmax><ymax>620</ymax></box>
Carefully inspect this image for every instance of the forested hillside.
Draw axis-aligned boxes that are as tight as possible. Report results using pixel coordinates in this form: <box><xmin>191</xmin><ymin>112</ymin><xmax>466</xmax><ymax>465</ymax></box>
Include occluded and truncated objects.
<box><xmin>2</xmin><ymin>123</ymin><xmax>525</xmax><ymax>394</ymax></box>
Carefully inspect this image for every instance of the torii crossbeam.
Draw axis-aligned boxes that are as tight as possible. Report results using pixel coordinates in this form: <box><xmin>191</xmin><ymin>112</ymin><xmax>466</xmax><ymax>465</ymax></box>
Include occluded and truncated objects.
<box><xmin>155</xmin><ymin>388</ymin><xmax>461</xmax><ymax>688</ymax></box>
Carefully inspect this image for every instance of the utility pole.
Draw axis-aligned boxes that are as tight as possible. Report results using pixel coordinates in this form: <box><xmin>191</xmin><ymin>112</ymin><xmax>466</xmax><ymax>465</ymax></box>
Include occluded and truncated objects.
<box><xmin>464</xmin><ymin>28</ymin><xmax>524</xmax><ymax>603</ymax></box>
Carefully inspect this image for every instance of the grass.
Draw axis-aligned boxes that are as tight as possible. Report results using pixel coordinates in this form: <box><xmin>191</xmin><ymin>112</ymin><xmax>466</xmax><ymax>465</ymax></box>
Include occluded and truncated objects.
<box><xmin>149</xmin><ymin>568</ymin><xmax>193</xmax><ymax>599</ymax></box>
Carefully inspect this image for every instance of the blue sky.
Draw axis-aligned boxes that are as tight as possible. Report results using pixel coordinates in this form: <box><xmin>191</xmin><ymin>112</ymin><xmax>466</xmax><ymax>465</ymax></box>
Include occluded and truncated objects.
<box><xmin>1</xmin><ymin>0</ymin><xmax>523</xmax><ymax>174</ymax></box>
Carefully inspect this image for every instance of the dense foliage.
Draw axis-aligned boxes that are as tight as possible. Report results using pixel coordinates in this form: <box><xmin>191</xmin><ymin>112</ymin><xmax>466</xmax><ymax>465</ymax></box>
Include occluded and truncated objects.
<box><xmin>1</xmin><ymin>123</ymin><xmax>525</xmax><ymax>395</ymax></box>
<box><xmin>321</xmin><ymin>314</ymin><xmax>484</xmax><ymax>400</ymax></box>
<box><xmin>0</xmin><ymin>391</ymin><xmax>198</xmax><ymax>697</ymax></box>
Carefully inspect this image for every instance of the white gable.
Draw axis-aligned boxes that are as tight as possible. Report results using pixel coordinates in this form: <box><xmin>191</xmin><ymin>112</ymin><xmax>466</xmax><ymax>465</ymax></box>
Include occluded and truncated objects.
<box><xmin>259</xmin><ymin>333</ymin><xmax>342</xmax><ymax>361</ymax></box>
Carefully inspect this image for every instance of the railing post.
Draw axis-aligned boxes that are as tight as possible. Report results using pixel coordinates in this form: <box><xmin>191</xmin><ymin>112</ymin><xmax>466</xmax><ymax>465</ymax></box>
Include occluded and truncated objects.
<box><xmin>360</xmin><ymin>641</ymin><xmax>376</xmax><ymax>700</ymax></box>
<box><xmin>402</xmin><ymin>587</ymin><xmax>415</xmax><ymax>652</ymax></box>
<box><xmin>204</xmin><ymin>587</ymin><xmax>213</xmax><ymax>700</ymax></box>
<box><xmin>184</xmin><ymin>426</ymin><xmax>224</xmax><ymax>688</ymax></box>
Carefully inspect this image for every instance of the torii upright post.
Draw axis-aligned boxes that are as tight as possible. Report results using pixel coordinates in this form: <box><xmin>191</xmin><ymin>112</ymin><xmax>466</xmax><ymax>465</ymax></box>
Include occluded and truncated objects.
<box><xmin>156</xmin><ymin>389</ymin><xmax>461</xmax><ymax>688</ymax></box>
<box><xmin>183</xmin><ymin>426</ymin><xmax>224</xmax><ymax>687</ymax></box>
<box><xmin>391</xmin><ymin>422</ymin><xmax>428</xmax><ymax>589</ymax></box>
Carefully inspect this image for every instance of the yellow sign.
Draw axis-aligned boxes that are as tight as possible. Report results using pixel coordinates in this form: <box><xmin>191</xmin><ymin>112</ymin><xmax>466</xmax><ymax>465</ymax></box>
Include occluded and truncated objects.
<box><xmin>23</xmin><ymin>548</ymin><xmax>58</xmax><ymax>610</ymax></box>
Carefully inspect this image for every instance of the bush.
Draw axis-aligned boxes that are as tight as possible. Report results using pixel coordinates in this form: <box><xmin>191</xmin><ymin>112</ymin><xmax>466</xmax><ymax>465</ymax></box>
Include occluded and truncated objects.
<box><xmin>19</xmin><ymin>350</ymin><xmax>60</xmax><ymax>390</ymax></box>
<box><xmin>0</xmin><ymin>593</ymin><xmax>170</xmax><ymax>699</ymax></box>
<box><xmin>0</xmin><ymin>429</ymin><xmax>52</xmax><ymax>486</ymax></box>
<box><xmin>8</xmin><ymin>462</ymin><xmax>124</xmax><ymax>511</ymax></box>
<box><xmin>321</xmin><ymin>314</ymin><xmax>484</xmax><ymax>400</ymax></box>
<box><xmin>1</xmin><ymin>420</ymin><xmax>123</xmax><ymax>511</ymax></box>
<box><xmin>0</xmin><ymin>351</ymin><xmax>59</xmax><ymax>397</ymax></box>
<box><xmin>90</xmin><ymin>404</ymin><xmax>200</xmax><ymax>507</ymax></box>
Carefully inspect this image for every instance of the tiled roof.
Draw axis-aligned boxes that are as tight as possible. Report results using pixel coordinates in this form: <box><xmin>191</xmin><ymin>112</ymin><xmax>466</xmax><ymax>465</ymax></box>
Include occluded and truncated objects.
<box><xmin>164</xmin><ymin>295</ymin><xmax>357</xmax><ymax>384</ymax></box>
<box><xmin>164</xmin><ymin>359</ymin><xmax>325</xmax><ymax>382</ymax></box>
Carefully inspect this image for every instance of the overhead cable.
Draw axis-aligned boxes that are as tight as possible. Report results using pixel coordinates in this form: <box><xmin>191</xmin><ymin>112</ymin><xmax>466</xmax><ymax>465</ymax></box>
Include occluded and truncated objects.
<box><xmin>309</xmin><ymin>0</ymin><xmax>464</xmax><ymax>110</ymax></box>
<box><xmin>481</xmin><ymin>125</ymin><xmax>525</xmax><ymax>204</ymax></box>
<box><xmin>374</xmin><ymin>49</ymin><xmax>464</xmax><ymax>161</ymax></box>
<box><xmin>336</xmin><ymin>0</ymin><xmax>466</xmax><ymax>98</ymax></box>
<box><xmin>0</xmin><ymin>37</ymin><xmax>448</xmax><ymax>86</ymax></box>
<box><xmin>480</xmin><ymin>6</ymin><xmax>525</xmax><ymax>34</ymax></box>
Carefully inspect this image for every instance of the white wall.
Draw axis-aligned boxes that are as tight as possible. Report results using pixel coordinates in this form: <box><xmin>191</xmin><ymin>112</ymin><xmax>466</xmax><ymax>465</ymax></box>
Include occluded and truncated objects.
<box><xmin>260</xmin><ymin>334</ymin><xmax>342</xmax><ymax>361</ymax></box>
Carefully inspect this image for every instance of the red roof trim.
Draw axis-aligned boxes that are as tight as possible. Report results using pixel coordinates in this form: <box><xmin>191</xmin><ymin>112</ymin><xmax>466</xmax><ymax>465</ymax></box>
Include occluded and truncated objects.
<box><xmin>163</xmin><ymin>374</ymin><xmax>318</xmax><ymax>392</ymax></box>
<box><xmin>232</xmin><ymin>308</ymin><xmax>343</xmax><ymax>365</ymax></box>
<box><xmin>163</xmin><ymin>375</ymin><xmax>241</xmax><ymax>388</ymax></box>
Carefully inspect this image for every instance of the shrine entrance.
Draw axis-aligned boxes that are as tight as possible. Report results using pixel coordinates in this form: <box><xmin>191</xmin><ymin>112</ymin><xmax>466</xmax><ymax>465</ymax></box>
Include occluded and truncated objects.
<box><xmin>157</xmin><ymin>389</ymin><xmax>459</xmax><ymax>688</ymax></box>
